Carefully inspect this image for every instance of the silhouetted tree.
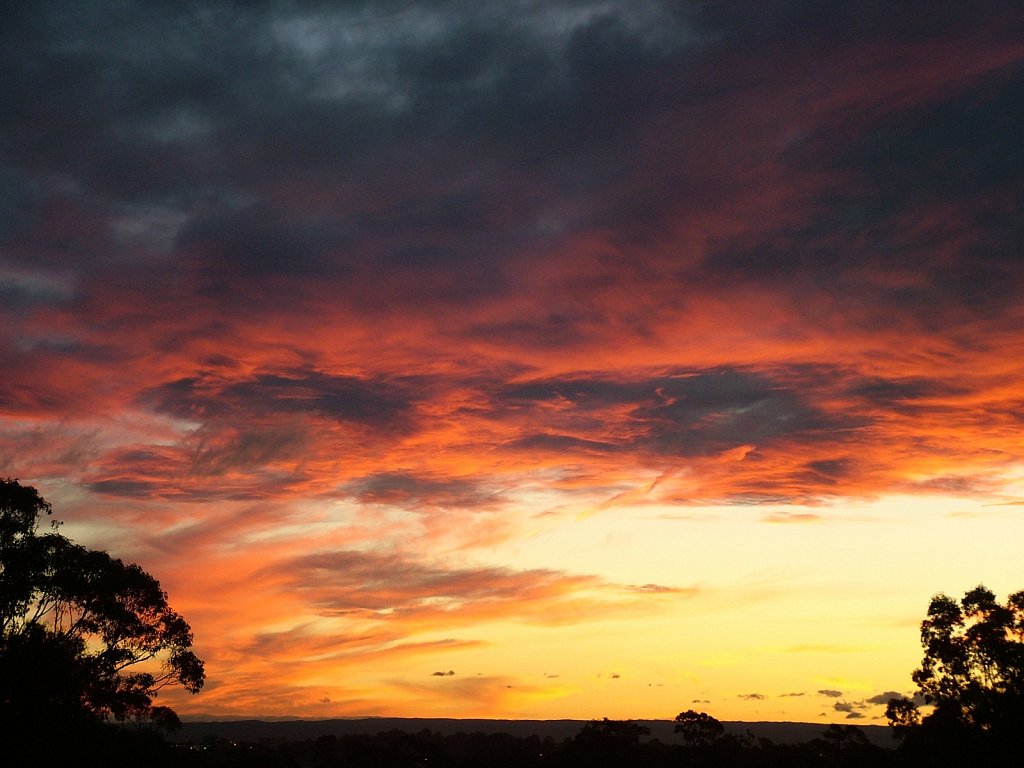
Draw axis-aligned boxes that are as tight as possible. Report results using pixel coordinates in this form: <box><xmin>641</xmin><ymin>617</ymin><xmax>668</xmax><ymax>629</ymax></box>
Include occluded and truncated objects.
<box><xmin>887</xmin><ymin>584</ymin><xmax>1024</xmax><ymax>762</ymax></box>
<box><xmin>821</xmin><ymin>724</ymin><xmax>868</xmax><ymax>746</ymax></box>
<box><xmin>554</xmin><ymin>718</ymin><xmax>651</xmax><ymax>766</ymax></box>
<box><xmin>884</xmin><ymin>696</ymin><xmax>920</xmax><ymax>737</ymax></box>
<box><xmin>573</xmin><ymin>717</ymin><xmax>649</xmax><ymax>748</ymax></box>
<box><xmin>673</xmin><ymin>709</ymin><xmax>724</xmax><ymax>747</ymax></box>
<box><xmin>0</xmin><ymin>479</ymin><xmax>204</xmax><ymax>741</ymax></box>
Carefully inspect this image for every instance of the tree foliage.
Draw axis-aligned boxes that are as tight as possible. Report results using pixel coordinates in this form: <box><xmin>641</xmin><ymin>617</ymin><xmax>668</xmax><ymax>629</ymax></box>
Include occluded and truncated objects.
<box><xmin>888</xmin><ymin>584</ymin><xmax>1024</xmax><ymax>759</ymax></box>
<box><xmin>558</xmin><ymin>718</ymin><xmax>650</xmax><ymax>765</ymax></box>
<box><xmin>883</xmin><ymin>696</ymin><xmax>920</xmax><ymax>736</ymax></box>
<box><xmin>0</xmin><ymin>479</ymin><xmax>204</xmax><ymax>732</ymax></box>
<box><xmin>673</xmin><ymin>709</ymin><xmax>725</xmax><ymax>747</ymax></box>
<box><xmin>572</xmin><ymin>717</ymin><xmax>650</xmax><ymax>748</ymax></box>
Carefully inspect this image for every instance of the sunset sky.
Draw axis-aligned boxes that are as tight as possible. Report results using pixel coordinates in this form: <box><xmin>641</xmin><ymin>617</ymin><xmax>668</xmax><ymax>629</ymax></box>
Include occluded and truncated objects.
<box><xmin>3</xmin><ymin>1</ymin><xmax>1024</xmax><ymax>724</ymax></box>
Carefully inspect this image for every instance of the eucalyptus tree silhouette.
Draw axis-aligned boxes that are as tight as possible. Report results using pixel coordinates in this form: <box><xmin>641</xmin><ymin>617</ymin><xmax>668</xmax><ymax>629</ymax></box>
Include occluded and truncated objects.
<box><xmin>674</xmin><ymin>709</ymin><xmax>725</xmax><ymax>747</ymax></box>
<box><xmin>887</xmin><ymin>584</ymin><xmax>1024</xmax><ymax>762</ymax></box>
<box><xmin>0</xmin><ymin>479</ymin><xmax>204</xmax><ymax>738</ymax></box>
<box><xmin>557</xmin><ymin>718</ymin><xmax>651</xmax><ymax>766</ymax></box>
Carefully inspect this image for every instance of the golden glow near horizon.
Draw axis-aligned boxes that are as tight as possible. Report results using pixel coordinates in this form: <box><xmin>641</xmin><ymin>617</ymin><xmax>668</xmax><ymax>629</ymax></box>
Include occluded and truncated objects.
<box><xmin>125</xmin><ymin>492</ymin><xmax>1022</xmax><ymax>722</ymax></box>
<box><xmin>4</xmin><ymin>0</ymin><xmax>1024</xmax><ymax>725</ymax></box>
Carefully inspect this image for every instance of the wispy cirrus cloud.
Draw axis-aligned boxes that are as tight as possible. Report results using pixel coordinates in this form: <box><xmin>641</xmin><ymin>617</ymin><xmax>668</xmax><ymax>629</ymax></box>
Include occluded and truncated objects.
<box><xmin>260</xmin><ymin>548</ymin><xmax>692</xmax><ymax>626</ymax></box>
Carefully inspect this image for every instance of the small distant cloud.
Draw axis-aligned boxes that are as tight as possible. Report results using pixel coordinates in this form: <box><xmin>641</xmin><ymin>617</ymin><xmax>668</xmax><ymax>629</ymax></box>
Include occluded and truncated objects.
<box><xmin>818</xmin><ymin>689</ymin><xmax>843</xmax><ymax>697</ymax></box>
<box><xmin>610</xmin><ymin>673</ymin><xmax>621</xmax><ymax>679</ymax></box>
<box><xmin>431</xmin><ymin>670</ymin><xmax>456</xmax><ymax>676</ymax></box>
<box><xmin>319</xmin><ymin>697</ymin><xmax>331</xmax><ymax>704</ymax></box>
<box><xmin>763</xmin><ymin>512</ymin><xmax>822</xmax><ymax>524</ymax></box>
<box><xmin>866</xmin><ymin>691</ymin><xmax>903</xmax><ymax>705</ymax></box>
<box><xmin>739</xmin><ymin>693</ymin><xmax>766</xmax><ymax>700</ymax></box>
<box><xmin>834</xmin><ymin>700</ymin><xmax>871</xmax><ymax>717</ymax></box>
<box><xmin>625</xmin><ymin>583</ymin><xmax>687</xmax><ymax>594</ymax></box>
<box><xmin>779</xmin><ymin>692</ymin><xmax>805</xmax><ymax>697</ymax></box>
<box><xmin>544</xmin><ymin>673</ymin><xmax>560</xmax><ymax>679</ymax></box>
<box><xmin>692</xmin><ymin>699</ymin><xmax>711</xmax><ymax>704</ymax></box>
<box><xmin>866</xmin><ymin>690</ymin><xmax>926</xmax><ymax>707</ymax></box>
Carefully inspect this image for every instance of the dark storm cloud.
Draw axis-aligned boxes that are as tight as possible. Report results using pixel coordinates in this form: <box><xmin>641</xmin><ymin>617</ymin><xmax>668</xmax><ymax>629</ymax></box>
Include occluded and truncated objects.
<box><xmin>0</xmin><ymin>1</ymin><xmax>698</xmax><ymax>298</ymax></box>
<box><xmin>175</xmin><ymin>205</ymin><xmax>352</xmax><ymax>278</ymax></box>
<box><xmin>191</xmin><ymin>422</ymin><xmax>312</xmax><ymax>475</ymax></box>
<box><xmin>841</xmin><ymin>69</ymin><xmax>1024</xmax><ymax>310</ymax></box>
<box><xmin>631</xmin><ymin>373</ymin><xmax>836</xmax><ymax>457</ymax></box>
<box><xmin>80</xmin><ymin>369</ymin><xmax>427</xmax><ymax>500</ymax></box>
<box><xmin>341</xmin><ymin>471</ymin><xmax>502</xmax><ymax>509</ymax></box>
<box><xmin>802</xmin><ymin>459</ymin><xmax>851</xmax><ymax>481</ymax></box>
<box><xmin>0</xmin><ymin>167</ymin><xmax>42</xmax><ymax>240</ymax></box>
<box><xmin>508</xmin><ymin>433</ymin><xmax>618</xmax><ymax>454</ymax></box>
<box><xmin>847</xmin><ymin>377</ymin><xmax>967</xmax><ymax>408</ymax></box>
<box><xmin>82</xmin><ymin>436</ymin><xmax>315</xmax><ymax>502</ymax></box>
<box><xmin>82</xmin><ymin>446</ymin><xmax>192</xmax><ymax>499</ymax></box>
<box><xmin>84</xmin><ymin>478</ymin><xmax>164</xmax><ymax>498</ymax></box>
<box><xmin>0</xmin><ymin>265</ymin><xmax>73</xmax><ymax>311</ymax></box>
<box><xmin>672</xmin><ymin>10</ymin><xmax>1024</xmax><ymax>341</ymax></box>
<box><xmin>498</xmin><ymin>368</ymin><xmax>848</xmax><ymax>458</ymax></box>
<box><xmin>693</xmin><ymin>0</ymin><xmax>1021</xmax><ymax>42</ymax></box>
<box><xmin>841</xmin><ymin>69</ymin><xmax>1024</xmax><ymax>207</ymax></box>
<box><xmin>143</xmin><ymin>370</ymin><xmax>415</xmax><ymax>429</ymax></box>
<box><xmin>3</xmin><ymin>0</ymin><xmax>1019</xmax><ymax>335</ymax></box>
<box><xmin>463</xmin><ymin>314</ymin><xmax>599</xmax><ymax>352</ymax></box>
<box><xmin>704</xmin><ymin>57</ymin><xmax>1024</xmax><ymax>323</ymax></box>
<box><xmin>0</xmin><ymin>4</ymin><xmax>246</xmax><ymax>212</ymax></box>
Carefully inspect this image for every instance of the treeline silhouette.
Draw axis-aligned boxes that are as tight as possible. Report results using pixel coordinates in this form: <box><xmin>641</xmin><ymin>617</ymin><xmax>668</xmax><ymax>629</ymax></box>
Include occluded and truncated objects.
<box><xmin>169</xmin><ymin>721</ymin><xmax>893</xmax><ymax>768</ymax></box>
<box><xmin>6</xmin><ymin>710</ymin><xmax>997</xmax><ymax>768</ymax></box>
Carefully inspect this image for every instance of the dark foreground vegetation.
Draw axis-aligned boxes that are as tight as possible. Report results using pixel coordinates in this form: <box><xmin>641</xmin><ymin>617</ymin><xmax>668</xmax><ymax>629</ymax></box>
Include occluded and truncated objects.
<box><xmin>0</xmin><ymin>712</ymin><xmax>998</xmax><ymax>768</ymax></box>
<box><xmin>4</xmin><ymin>481</ymin><xmax>1024</xmax><ymax>766</ymax></box>
<box><xmin>0</xmin><ymin>480</ymin><xmax>204</xmax><ymax>764</ymax></box>
<box><xmin>170</xmin><ymin>721</ymin><xmax>893</xmax><ymax>768</ymax></box>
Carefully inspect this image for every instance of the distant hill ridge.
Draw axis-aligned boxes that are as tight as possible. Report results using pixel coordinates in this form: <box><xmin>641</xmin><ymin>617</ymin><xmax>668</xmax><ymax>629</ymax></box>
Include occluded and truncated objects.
<box><xmin>176</xmin><ymin>717</ymin><xmax>895</xmax><ymax>749</ymax></box>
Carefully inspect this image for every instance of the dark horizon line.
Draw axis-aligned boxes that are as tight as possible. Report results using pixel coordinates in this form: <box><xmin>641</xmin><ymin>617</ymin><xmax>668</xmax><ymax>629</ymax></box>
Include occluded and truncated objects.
<box><xmin>173</xmin><ymin>715</ymin><xmax>896</xmax><ymax>748</ymax></box>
